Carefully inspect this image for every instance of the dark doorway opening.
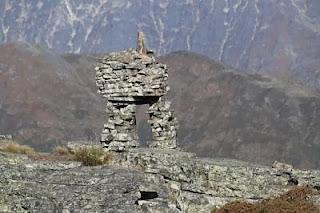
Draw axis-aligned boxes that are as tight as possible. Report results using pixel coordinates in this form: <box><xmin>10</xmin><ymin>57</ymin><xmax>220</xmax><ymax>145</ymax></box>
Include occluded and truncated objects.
<box><xmin>136</xmin><ymin>104</ymin><xmax>152</xmax><ymax>147</ymax></box>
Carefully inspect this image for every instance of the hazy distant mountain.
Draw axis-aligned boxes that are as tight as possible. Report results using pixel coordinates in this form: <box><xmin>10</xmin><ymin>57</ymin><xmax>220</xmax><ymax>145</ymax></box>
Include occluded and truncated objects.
<box><xmin>0</xmin><ymin>0</ymin><xmax>319</xmax><ymax>87</ymax></box>
<box><xmin>0</xmin><ymin>42</ymin><xmax>104</xmax><ymax>150</ymax></box>
<box><xmin>1</xmin><ymin>42</ymin><xmax>320</xmax><ymax>168</ymax></box>
<box><xmin>160</xmin><ymin>51</ymin><xmax>320</xmax><ymax>169</ymax></box>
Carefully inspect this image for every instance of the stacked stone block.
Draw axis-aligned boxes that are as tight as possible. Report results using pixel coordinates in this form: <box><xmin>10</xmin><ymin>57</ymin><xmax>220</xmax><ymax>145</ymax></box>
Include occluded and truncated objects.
<box><xmin>96</xmin><ymin>49</ymin><xmax>169</xmax><ymax>100</ymax></box>
<box><xmin>95</xmin><ymin>48</ymin><xmax>178</xmax><ymax>151</ymax></box>
<box><xmin>148</xmin><ymin>99</ymin><xmax>179</xmax><ymax>149</ymax></box>
<box><xmin>101</xmin><ymin>102</ymin><xmax>139</xmax><ymax>151</ymax></box>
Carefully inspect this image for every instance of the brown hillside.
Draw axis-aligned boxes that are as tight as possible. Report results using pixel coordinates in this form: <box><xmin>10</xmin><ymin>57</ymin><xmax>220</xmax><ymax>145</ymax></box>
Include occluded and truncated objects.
<box><xmin>0</xmin><ymin>42</ymin><xmax>104</xmax><ymax>150</ymax></box>
<box><xmin>159</xmin><ymin>51</ymin><xmax>320</xmax><ymax>169</ymax></box>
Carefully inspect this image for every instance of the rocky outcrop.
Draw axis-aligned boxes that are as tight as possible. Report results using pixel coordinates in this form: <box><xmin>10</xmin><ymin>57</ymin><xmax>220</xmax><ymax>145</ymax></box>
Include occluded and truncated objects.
<box><xmin>112</xmin><ymin>148</ymin><xmax>320</xmax><ymax>212</ymax></box>
<box><xmin>0</xmin><ymin>135</ymin><xmax>12</xmax><ymax>141</ymax></box>
<box><xmin>2</xmin><ymin>144</ymin><xmax>319</xmax><ymax>213</ymax></box>
<box><xmin>95</xmin><ymin>48</ymin><xmax>178</xmax><ymax>151</ymax></box>
<box><xmin>0</xmin><ymin>151</ymin><xmax>176</xmax><ymax>213</ymax></box>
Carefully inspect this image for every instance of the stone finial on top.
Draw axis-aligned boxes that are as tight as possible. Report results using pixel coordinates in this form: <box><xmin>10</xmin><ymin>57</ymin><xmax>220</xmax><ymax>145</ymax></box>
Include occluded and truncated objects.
<box><xmin>136</xmin><ymin>31</ymin><xmax>147</xmax><ymax>55</ymax></box>
<box><xmin>136</xmin><ymin>31</ymin><xmax>154</xmax><ymax>57</ymax></box>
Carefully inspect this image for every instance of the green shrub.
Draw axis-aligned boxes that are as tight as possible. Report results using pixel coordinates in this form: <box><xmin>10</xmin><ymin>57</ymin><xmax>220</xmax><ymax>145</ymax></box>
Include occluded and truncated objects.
<box><xmin>73</xmin><ymin>147</ymin><xmax>112</xmax><ymax>166</ymax></box>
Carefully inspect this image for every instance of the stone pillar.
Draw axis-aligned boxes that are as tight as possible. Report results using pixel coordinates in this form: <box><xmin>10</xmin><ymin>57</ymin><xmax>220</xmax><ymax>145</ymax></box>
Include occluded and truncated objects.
<box><xmin>148</xmin><ymin>99</ymin><xmax>179</xmax><ymax>149</ymax></box>
<box><xmin>101</xmin><ymin>101</ymin><xmax>139</xmax><ymax>151</ymax></box>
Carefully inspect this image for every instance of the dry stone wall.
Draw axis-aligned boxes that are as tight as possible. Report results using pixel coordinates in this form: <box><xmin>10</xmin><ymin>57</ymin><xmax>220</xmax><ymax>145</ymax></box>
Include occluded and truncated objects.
<box><xmin>148</xmin><ymin>100</ymin><xmax>178</xmax><ymax>149</ymax></box>
<box><xmin>95</xmin><ymin>48</ymin><xmax>178</xmax><ymax>151</ymax></box>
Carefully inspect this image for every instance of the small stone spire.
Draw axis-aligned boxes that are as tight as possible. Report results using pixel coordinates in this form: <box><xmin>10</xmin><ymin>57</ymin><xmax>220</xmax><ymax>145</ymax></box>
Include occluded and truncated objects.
<box><xmin>136</xmin><ymin>31</ymin><xmax>148</xmax><ymax>55</ymax></box>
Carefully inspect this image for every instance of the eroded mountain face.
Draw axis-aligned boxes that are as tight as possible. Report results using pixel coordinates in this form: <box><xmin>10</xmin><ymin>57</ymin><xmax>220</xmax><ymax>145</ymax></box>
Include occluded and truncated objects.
<box><xmin>0</xmin><ymin>0</ymin><xmax>319</xmax><ymax>87</ymax></box>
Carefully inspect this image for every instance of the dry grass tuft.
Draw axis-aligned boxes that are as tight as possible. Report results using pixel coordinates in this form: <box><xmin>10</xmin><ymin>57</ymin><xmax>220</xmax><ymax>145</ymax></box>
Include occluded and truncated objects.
<box><xmin>212</xmin><ymin>186</ymin><xmax>319</xmax><ymax>213</ymax></box>
<box><xmin>0</xmin><ymin>141</ymin><xmax>40</xmax><ymax>159</ymax></box>
<box><xmin>73</xmin><ymin>147</ymin><xmax>112</xmax><ymax>166</ymax></box>
<box><xmin>167</xmin><ymin>193</ymin><xmax>178</xmax><ymax>203</ymax></box>
<box><xmin>0</xmin><ymin>141</ymin><xmax>112</xmax><ymax>166</ymax></box>
<box><xmin>52</xmin><ymin>146</ymin><xmax>71</xmax><ymax>156</ymax></box>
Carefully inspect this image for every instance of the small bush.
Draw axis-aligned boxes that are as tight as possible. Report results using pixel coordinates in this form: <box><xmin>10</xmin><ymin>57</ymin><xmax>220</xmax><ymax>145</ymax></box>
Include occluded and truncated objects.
<box><xmin>52</xmin><ymin>146</ymin><xmax>71</xmax><ymax>156</ymax></box>
<box><xmin>212</xmin><ymin>186</ymin><xmax>319</xmax><ymax>213</ymax></box>
<box><xmin>73</xmin><ymin>147</ymin><xmax>112</xmax><ymax>166</ymax></box>
<box><xmin>0</xmin><ymin>141</ymin><xmax>39</xmax><ymax>159</ymax></box>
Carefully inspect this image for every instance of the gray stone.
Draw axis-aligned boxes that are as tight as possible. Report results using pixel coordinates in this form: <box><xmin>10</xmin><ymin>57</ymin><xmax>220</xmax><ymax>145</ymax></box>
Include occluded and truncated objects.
<box><xmin>0</xmin><ymin>151</ymin><xmax>177</xmax><ymax>213</ymax></box>
<box><xmin>111</xmin><ymin>148</ymin><xmax>320</xmax><ymax>212</ymax></box>
<box><xmin>67</xmin><ymin>141</ymin><xmax>101</xmax><ymax>153</ymax></box>
<box><xmin>96</xmin><ymin>48</ymin><xmax>178</xmax><ymax>151</ymax></box>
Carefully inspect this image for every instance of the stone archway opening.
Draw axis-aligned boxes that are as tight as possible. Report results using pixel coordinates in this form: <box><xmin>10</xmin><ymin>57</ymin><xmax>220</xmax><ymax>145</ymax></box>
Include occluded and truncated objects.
<box><xmin>136</xmin><ymin>104</ymin><xmax>152</xmax><ymax>147</ymax></box>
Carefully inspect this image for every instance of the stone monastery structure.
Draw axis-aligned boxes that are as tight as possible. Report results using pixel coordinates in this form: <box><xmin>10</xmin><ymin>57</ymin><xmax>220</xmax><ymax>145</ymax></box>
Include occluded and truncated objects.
<box><xmin>95</xmin><ymin>31</ymin><xmax>178</xmax><ymax>151</ymax></box>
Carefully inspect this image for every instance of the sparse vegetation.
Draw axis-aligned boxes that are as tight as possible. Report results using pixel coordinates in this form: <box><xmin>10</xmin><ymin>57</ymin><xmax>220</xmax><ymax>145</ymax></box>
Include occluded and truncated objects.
<box><xmin>73</xmin><ymin>147</ymin><xmax>112</xmax><ymax>166</ymax></box>
<box><xmin>52</xmin><ymin>146</ymin><xmax>71</xmax><ymax>156</ymax></box>
<box><xmin>212</xmin><ymin>186</ymin><xmax>319</xmax><ymax>213</ymax></box>
<box><xmin>167</xmin><ymin>193</ymin><xmax>178</xmax><ymax>203</ymax></box>
<box><xmin>0</xmin><ymin>141</ymin><xmax>112</xmax><ymax>166</ymax></box>
<box><xmin>0</xmin><ymin>141</ymin><xmax>40</xmax><ymax>159</ymax></box>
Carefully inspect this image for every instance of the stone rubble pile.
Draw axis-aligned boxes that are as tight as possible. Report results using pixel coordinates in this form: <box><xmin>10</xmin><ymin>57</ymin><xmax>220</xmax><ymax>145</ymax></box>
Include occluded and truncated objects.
<box><xmin>95</xmin><ymin>48</ymin><xmax>178</xmax><ymax>151</ymax></box>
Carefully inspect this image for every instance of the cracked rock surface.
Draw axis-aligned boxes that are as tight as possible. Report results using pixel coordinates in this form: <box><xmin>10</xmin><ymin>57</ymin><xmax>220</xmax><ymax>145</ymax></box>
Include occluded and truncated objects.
<box><xmin>0</xmin><ymin>152</ymin><xmax>174</xmax><ymax>213</ymax></box>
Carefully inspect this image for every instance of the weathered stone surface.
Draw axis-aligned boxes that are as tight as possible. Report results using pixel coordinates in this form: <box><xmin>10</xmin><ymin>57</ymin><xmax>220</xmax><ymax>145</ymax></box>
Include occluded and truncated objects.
<box><xmin>0</xmin><ymin>151</ymin><xmax>177</xmax><ymax>213</ymax></box>
<box><xmin>95</xmin><ymin>48</ymin><xmax>178</xmax><ymax>151</ymax></box>
<box><xmin>148</xmin><ymin>100</ymin><xmax>178</xmax><ymax>149</ymax></box>
<box><xmin>1</xmin><ymin>143</ymin><xmax>320</xmax><ymax>213</ymax></box>
<box><xmin>96</xmin><ymin>49</ymin><xmax>169</xmax><ymax>99</ymax></box>
<box><xmin>101</xmin><ymin>102</ymin><xmax>139</xmax><ymax>151</ymax></box>
<box><xmin>0</xmin><ymin>135</ymin><xmax>12</xmax><ymax>141</ymax></box>
<box><xmin>67</xmin><ymin>141</ymin><xmax>101</xmax><ymax>153</ymax></box>
<box><xmin>112</xmin><ymin>148</ymin><xmax>320</xmax><ymax>213</ymax></box>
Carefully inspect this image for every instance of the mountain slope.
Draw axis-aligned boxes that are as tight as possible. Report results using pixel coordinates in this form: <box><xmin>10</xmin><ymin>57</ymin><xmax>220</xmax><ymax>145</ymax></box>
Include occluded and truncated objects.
<box><xmin>0</xmin><ymin>42</ymin><xmax>104</xmax><ymax>150</ymax></box>
<box><xmin>159</xmin><ymin>51</ymin><xmax>320</xmax><ymax>169</ymax></box>
<box><xmin>0</xmin><ymin>0</ymin><xmax>319</xmax><ymax>87</ymax></box>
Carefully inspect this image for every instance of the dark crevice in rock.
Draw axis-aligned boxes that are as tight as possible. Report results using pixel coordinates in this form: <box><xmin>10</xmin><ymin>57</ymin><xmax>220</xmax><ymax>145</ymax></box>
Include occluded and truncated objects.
<box><xmin>288</xmin><ymin>177</ymin><xmax>299</xmax><ymax>186</ymax></box>
<box><xmin>139</xmin><ymin>191</ymin><xmax>159</xmax><ymax>200</ymax></box>
<box><xmin>313</xmin><ymin>185</ymin><xmax>320</xmax><ymax>191</ymax></box>
<box><xmin>163</xmin><ymin>175</ymin><xmax>173</xmax><ymax>181</ymax></box>
<box><xmin>135</xmin><ymin>191</ymin><xmax>159</xmax><ymax>204</ymax></box>
<box><xmin>182</xmin><ymin>189</ymin><xmax>206</xmax><ymax>195</ymax></box>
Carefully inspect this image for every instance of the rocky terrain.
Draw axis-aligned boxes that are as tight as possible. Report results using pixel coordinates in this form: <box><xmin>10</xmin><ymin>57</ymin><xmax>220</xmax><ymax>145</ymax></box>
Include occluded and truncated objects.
<box><xmin>0</xmin><ymin>0</ymin><xmax>319</xmax><ymax>87</ymax></box>
<box><xmin>0</xmin><ymin>139</ymin><xmax>320</xmax><ymax>212</ymax></box>
<box><xmin>1</xmin><ymin>42</ymin><xmax>320</xmax><ymax>169</ymax></box>
<box><xmin>0</xmin><ymin>151</ymin><xmax>172</xmax><ymax>212</ymax></box>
